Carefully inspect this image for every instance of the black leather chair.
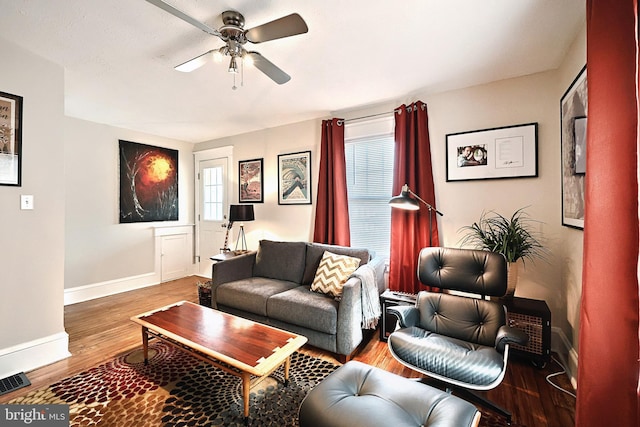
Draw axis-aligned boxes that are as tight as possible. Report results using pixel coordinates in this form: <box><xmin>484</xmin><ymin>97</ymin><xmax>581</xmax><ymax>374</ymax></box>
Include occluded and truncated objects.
<box><xmin>387</xmin><ymin>247</ymin><xmax>528</xmax><ymax>424</ymax></box>
<box><xmin>299</xmin><ymin>360</ymin><xmax>481</xmax><ymax>427</ymax></box>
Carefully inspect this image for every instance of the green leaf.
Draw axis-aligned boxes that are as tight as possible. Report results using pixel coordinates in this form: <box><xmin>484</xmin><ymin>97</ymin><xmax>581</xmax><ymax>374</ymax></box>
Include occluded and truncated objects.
<box><xmin>458</xmin><ymin>207</ymin><xmax>547</xmax><ymax>264</ymax></box>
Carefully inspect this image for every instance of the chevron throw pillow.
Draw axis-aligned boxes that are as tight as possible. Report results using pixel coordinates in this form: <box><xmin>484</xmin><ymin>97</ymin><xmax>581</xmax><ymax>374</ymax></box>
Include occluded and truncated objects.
<box><xmin>311</xmin><ymin>251</ymin><xmax>361</xmax><ymax>298</ymax></box>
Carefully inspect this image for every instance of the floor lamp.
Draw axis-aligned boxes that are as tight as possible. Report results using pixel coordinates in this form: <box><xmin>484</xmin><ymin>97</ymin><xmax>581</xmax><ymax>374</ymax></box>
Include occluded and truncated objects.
<box><xmin>388</xmin><ymin>184</ymin><xmax>443</xmax><ymax>246</ymax></box>
<box><xmin>228</xmin><ymin>204</ymin><xmax>255</xmax><ymax>253</ymax></box>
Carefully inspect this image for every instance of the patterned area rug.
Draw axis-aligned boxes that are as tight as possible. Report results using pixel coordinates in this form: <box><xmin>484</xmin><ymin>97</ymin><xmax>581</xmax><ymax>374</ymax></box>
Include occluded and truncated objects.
<box><xmin>9</xmin><ymin>342</ymin><xmax>337</xmax><ymax>426</ymax></box>
<box><xmin>9</xmin><ymin>342</ymin><xmax>521</xmax><ymax>426</ymax></box>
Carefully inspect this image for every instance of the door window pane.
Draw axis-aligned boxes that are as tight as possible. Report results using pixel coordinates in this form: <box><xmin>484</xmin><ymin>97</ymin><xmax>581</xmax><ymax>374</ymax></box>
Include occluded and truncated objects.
<box><xmin>202</xmin><ymin>166</ymin><xmax>223</xmax><ymax>221</ymax></box>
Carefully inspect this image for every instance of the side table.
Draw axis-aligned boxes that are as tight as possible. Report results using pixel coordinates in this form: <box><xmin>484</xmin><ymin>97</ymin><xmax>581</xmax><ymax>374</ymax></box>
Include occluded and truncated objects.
<box><xmin>210</xmin><ymin>251</ymin><xmax>242</xmax><ymax>263</ymax></box>
<box><xmin>501</xmin><ymin>296</ymin><xmax>551</xmax><ymax>368</ymax></box>
<box><xmin>379</xmin><ymin>289</ymin><xmax>417</xmax><ymax>341</ymax></box>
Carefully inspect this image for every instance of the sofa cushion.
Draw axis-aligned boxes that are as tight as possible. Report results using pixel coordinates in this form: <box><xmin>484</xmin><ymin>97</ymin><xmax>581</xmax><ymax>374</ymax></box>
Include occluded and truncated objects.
<box><xmin>216</xmin><ymin>277</ymin><xmax>299</xmax><ymax>316</ymax></box>
<box><xmin>253</xmin><ymin>240</ymin><xmax>307</xmax><ymax>283</ymax></box>
<box><xmin>311</xmin><ymin>251</ymin><xmax>361</xmax><ymax>298</ymax></box>
<box><xmin>302</xmin><ymin>243</ymin><xmax>371</xmax><ymax>286</ymax></box>
<box><xmin>267</xmin><ymin>286</ymin><xmax>339</xmax><ymax>335</ymax></box>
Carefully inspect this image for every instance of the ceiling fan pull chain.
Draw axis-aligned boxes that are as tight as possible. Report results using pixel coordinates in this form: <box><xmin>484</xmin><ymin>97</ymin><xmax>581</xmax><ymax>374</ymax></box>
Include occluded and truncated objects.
<box><xmin>241</xmin><ymin>57</ymin><xmax>245</xmax><ymax>87</ymax></box>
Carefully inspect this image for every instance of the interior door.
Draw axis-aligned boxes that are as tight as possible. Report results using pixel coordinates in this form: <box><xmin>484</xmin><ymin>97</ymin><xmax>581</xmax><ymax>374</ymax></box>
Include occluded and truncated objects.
<box><xmin>196</xmin><ymin>157</ymin><xmax>229</xmax><ymax>277</ymax></box>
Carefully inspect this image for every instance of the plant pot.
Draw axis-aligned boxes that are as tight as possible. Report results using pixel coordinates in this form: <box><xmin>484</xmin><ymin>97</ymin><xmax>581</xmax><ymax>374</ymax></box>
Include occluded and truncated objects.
<box><xmin>505</xmin><ymin>262</ymin><xmax>519</xmax><ymax>298</ymax></box>
<box><xmin>197</xmin><ymin>281</ymin><xmax>212</xmax><ymax>307</ymax></box>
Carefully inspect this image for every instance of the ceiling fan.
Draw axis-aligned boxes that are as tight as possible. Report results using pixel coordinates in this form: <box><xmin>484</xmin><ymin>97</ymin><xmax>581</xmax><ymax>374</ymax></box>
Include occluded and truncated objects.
<box><xmin>145</xmin><ymin>0</ymin><xmax>308</xmax><ymax>85</ymax></box>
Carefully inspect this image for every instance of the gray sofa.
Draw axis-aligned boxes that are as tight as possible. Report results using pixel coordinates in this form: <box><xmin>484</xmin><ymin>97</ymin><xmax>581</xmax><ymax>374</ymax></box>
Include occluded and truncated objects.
<box><xmin>210</xmin><ymin>240</ymin><xmax>386</xmax><ymax>360</ymax></box>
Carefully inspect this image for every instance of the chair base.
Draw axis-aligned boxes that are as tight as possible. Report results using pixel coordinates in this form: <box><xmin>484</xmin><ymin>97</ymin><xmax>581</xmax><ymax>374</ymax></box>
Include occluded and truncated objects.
<box><xmin>419</xmin><ymin>378</ymin><xmax>512</xmax><ymax>425</ymax></box>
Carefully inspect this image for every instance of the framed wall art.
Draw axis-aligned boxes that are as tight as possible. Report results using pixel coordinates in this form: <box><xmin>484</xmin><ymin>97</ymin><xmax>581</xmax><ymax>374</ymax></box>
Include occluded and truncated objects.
<box><xmin>0</xmin><ymin>91</ymin><xmax>23</xmax><ymax>186</ymax></box>
<box><xmin>446</xmin><ymin>123</ymin><xmax>538</xmax><ymax>182</ymax></box>
<box><xmin>239</xmin><ymin>158</ymin><xmax>263</xmax><ymax>203</ymax></box>
<box><xmin>119</xmin><ymin>140</ymin><xmax>178</xmax><ymax>223</ymax></box>
<box><xmin>561</xmin><ymin>65</ymin><xmax>587</xmax><ymax>230</ymax></box>
<box><xmin>278</xmin><ymin>151</ymin><xmax>311</xmax><ymax>205</ymax></box>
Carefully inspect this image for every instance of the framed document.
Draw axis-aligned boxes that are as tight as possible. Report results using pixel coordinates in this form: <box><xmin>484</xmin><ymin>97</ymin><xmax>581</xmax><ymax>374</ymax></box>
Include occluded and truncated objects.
<box><xmin>446</xmin><ymin>123</ymin><xmax>538</xmax><ymax>182</ymax></box>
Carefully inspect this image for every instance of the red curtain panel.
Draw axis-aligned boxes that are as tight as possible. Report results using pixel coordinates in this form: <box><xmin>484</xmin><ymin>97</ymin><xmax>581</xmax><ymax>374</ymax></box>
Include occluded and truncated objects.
<box><xmin>313</xmin><ymin>118</ymin><xmax>351</xmax><ymax>246</ymax></box>
<box><xmin>576</xmin><ymin>1</ymin><xmax>640</xmax><ymax>426</ymax></box>
<box><xmin>389</xmin><ymin>101</ymin><xmax>440</xmax><ymax>293</ymax></box>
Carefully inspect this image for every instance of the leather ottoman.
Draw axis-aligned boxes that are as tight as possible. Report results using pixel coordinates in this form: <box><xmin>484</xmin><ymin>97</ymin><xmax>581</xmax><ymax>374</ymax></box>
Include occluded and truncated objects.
<box><xmin>298</xmin><ymin>360</ymin><xmax>480</xmax><ymax>427</ymax></box>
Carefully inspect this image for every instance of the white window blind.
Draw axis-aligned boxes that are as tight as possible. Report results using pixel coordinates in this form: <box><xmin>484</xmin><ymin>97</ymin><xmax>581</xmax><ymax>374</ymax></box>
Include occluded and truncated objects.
<box><xmin>345</xmin><ymin>116</ymin><xmax>395</xmax><ymax>257</ymax></box>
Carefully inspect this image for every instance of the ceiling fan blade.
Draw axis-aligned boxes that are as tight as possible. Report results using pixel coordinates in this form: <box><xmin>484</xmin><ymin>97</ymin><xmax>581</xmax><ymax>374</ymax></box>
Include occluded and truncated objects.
<box><xmin>175</xmin><ymin>50</ymin><xmax>215</xmax><ymax>72</ymax></box>
<box><xmin>145</xmin><ymin>0</ymin><xmax>221</xmax><ymax>37</ymax></box>
<box><xmin>245</xmin><ymin>13</ymin><xmax>308</xmax><ymax>43</ymax></box>
<box><xmin>246</xmin><ymin>52</ymin><xmax>291</xmax><ymax>84</ymax></box>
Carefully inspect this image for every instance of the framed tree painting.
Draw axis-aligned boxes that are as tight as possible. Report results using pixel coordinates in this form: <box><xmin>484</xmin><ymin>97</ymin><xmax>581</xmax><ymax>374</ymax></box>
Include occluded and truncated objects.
<box><xmin>561</xmin><ymin>65</ymin><xmax>587</xmax><ymax>229</ymax></box>
<box><xmin>119</xmin><ymin>140</ymin><xmax>178</xmax><ymax>223</ymax></box>
<box><xmin>0</xmin><ymin>91</ymin><xmax>23</xmax><ymax>186</ymax></box>
<box><xmin>278</xmin><ymin>151</ymin><xmax>311</xmax><ymax>205</ymax></box>
<box><xmin>239</xmin><ymin>158</ymin><xmax>263</xmax><ymax>203</ymax></box>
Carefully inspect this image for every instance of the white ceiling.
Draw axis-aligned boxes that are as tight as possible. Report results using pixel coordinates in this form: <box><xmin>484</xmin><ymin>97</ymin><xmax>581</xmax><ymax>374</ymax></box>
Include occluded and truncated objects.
<box><xmin>0</xmin><ymin>0</ymin><xmax>585</xmax><ymax>143</ymax></box>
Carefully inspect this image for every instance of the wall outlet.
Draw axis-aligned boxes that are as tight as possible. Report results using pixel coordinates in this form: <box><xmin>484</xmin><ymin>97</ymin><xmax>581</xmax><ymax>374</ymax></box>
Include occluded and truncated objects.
<box><xmin>20</xmin><ymin>195</ymin><xmax>34</xmax><ymax>210</ymax></box>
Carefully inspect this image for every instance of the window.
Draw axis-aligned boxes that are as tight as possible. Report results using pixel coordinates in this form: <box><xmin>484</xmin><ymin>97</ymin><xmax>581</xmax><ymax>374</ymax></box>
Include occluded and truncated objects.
<box><xmin>345</xmin><ymin>117</ymin><xmax>395</xmax><ymax>257</ymax></box>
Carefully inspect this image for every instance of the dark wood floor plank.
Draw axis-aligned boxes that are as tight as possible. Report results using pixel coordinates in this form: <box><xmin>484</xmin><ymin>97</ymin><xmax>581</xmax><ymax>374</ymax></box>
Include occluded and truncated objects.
<box><xmin>0</xmin><ymin>275</ymin><xmax>577</xmax><ymax>427</ymax></box>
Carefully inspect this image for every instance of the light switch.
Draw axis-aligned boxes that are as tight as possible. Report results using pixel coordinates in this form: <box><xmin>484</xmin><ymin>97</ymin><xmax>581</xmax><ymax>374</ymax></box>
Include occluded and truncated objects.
<box><xmin>21</xmin><ymin>195</ymin><xmax>34</xmax><ymax>210</ymax></box>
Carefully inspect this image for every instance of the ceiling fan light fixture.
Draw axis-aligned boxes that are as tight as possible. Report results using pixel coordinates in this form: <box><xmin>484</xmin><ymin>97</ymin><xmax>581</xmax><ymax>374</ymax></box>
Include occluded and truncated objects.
<box><xmin>228</xmin><ymin>56</ymin><xmax>239</xmax><ymax>74</ymax></box>
<box><xmin>146</xmin><ymin>1</ymin><xmax>307</xmax><ymax>85</ymax></box>
<box><xmin>243</xmin><ymin>53</ymin><xmax>254</xmax><ymax>67</ymax></box>
<box><xmin>212</xmin><ymin>49</ymin><xmax>224</xmax><ymax>63</ymax></box>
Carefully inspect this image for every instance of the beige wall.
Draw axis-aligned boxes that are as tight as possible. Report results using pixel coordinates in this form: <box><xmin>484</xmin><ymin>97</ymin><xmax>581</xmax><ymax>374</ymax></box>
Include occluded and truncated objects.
<box><xmin>0</xmin><ymin>37</ymin><xmax>68</xmax><ymax>376</ymax></box>
<box><xmin>425</xmin><ymin>54</ymin><xmax>584</xmax><ymax>376</ymax></box>
<box><xmin>0</xmin><ymin>36</ymin><xmax>197</xmax><ymax>376</ymax></box>
<box><xmin>556</xmin><ymin>23</ymin><xmax>587</xmax><ymax>373</ymax></box>
<box><xmin>64</xmin><ymin>117</ymin><xmax>195</xmax><ymax>289</ymax></box>
<box><xmin>195</xmin><ymin>120</ymin><xmax>323</xmax><ymax>247</ymax></box>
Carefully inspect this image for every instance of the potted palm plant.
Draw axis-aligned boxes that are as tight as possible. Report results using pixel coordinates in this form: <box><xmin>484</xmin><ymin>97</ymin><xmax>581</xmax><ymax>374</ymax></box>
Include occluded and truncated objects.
<box><xmin>458</xmin><ymin>207</ymin><xmax>546</xmax><ymax>298</ymax></box>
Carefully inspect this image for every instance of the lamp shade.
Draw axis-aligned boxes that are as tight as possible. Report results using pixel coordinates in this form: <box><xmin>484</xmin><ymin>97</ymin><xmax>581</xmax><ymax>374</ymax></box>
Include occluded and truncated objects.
<box><xmin>229</xmin><ymin>204</ymin><xmax>254</xmax><ymax>222</ymax></box>
<box><xmin>388</xmin><ymin>187</ymin><xmax>420</xmax><ymax>211</ymax></box>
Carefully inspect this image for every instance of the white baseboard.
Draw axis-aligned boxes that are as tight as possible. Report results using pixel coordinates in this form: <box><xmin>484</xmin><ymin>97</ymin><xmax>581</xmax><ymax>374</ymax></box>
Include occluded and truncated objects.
<box><xmin>64</xmin><ymin>272</ymin><xmax>160</xmax><ymax>305</ymax></box>
<box><xmin>551</xmin><ymin>326</ymin><xmax>578</xmax><ymax>389</ymax></box>
<box><xmin>0</xmin><ymin>332</ymin><xmax>71</xmax><ymax>379</ymax></box>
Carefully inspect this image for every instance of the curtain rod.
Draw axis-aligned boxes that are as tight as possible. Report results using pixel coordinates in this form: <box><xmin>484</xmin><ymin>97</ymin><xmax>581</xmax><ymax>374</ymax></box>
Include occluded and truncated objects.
<box><xmin>339</xmin><ymin>110</ymin><xmax>397</xmax><ymax>125</ymax></box>
<box><xmin>336</xmin><ymin>102</ymin><xmax>426</xmax><ymax>125</ymax></box>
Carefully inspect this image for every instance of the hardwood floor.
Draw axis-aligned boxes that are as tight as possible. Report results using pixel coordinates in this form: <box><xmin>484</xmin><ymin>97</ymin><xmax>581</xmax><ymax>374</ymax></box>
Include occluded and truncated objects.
<box><xmin>1</xmin><ymin>276</ymin><xmax>576</xmax><ymax>426</ymax></box>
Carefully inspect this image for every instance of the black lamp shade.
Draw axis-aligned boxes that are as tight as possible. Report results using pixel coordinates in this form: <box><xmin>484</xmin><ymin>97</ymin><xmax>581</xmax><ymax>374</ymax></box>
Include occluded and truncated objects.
<box><xmin>388</xmin><ymin>190</ymin><xmax>420</xmax><ymax>210</ymax></box>
<box><xmin>229</xmin><ymin>204</ymin><xmax>255</xmax><ymax>222</ymax></box>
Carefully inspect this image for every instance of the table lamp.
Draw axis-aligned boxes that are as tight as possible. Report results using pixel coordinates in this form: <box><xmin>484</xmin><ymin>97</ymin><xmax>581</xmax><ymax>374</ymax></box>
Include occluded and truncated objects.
<box><xmin>228</xmin><ymin>204</ymin><xmax>255</xmax><ymax>253</ymax></box>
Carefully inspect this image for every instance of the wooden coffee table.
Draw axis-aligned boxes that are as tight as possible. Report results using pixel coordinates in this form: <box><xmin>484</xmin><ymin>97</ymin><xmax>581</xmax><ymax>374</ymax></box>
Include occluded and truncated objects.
<box><xmin>130</xmin><ymin>301</ymin><xmax>307</xmax><ymax>422</ymax></box>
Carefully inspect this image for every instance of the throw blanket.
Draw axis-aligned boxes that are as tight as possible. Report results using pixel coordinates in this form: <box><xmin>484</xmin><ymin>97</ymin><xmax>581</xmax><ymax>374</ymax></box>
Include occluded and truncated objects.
<box><xmin>350</xmin><ymin>263</ymin><xmax>381</xmax><ymax>329</ymax></box>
